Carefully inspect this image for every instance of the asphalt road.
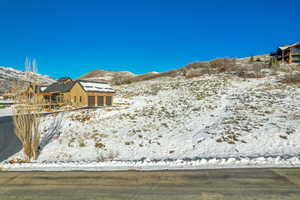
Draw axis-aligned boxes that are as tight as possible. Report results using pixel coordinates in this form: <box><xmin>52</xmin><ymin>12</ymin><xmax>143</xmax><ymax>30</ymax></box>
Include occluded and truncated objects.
<box><xmin>0</xmin><ymin>116</ymin><xmax>22</xmax><ymax>162</ymax></box>
<box><xmin>0</xmin><ymin>168</ymin><xmax>300</xmax><ymax>200</ymax></box>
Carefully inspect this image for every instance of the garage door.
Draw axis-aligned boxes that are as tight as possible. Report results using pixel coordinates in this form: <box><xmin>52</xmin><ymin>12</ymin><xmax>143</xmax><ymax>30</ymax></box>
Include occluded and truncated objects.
<box><xmin>97</xmin><ymin>96</ymin><xmax>104</xmax><ymax>106</ymax></box>
<box><xmin>106</xmin><ymin>96</ymin><xmax>112</xmax><ymax>106</ymax></box>
<box><xmin>88</xmin><ymin>96</ymin><xmax>95</xmax><ymax>107</ymax></box>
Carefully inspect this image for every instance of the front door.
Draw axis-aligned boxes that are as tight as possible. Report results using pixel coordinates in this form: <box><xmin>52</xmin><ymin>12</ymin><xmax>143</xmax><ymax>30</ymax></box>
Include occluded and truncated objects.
<box><xmin>106</xmin><ymin>96</ymin><xmax>112</xmax><ymax>106</ymax></box>
<box><xmin>97</xmin><ymin>96</ymin><xmax>104</xmax><ymax>106</ymax></box>
<box><xmin>88</xmin><ymin>96</ymin><xmax>95</xmax><ymax>107</ymax></box>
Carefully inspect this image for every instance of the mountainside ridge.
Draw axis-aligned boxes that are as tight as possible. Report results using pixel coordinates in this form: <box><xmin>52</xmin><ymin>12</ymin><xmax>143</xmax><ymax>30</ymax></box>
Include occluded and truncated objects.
<box><xmin>0</xmin><ymin>66</ymin><xmax>55</xmax><ymax>93</ymax></box>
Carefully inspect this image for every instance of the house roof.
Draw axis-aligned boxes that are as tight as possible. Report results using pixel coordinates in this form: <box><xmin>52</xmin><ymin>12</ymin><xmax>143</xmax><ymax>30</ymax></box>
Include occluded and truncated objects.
<box><xmin>78</xmin><ymin>80</ymin><xmax>115</xmax><ymax>93</ymax></box>
<box><xmin>42</xmin><ymin>78</ymin><xmax>115</xmax><ymax>94</ymax></box>
<box><xmin>57</xmin><ymin>77</ymin><xmax>72</xmax><ymax>82</ymax></box>
<box><xmin>279</xmin><ymin>42</ymin><xmax>300</xmax><ymax>50</ymax></box>
<box><xmin>43</xmin><ymin>79</ymin><xmax>75</xmax><ymax>93</ymax></box>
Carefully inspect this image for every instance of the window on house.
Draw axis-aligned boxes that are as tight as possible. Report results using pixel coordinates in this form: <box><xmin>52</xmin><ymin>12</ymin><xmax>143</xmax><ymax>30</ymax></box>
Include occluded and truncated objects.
<box><xmin>74</xmin><ymin>96</ymin><xmax>76</xmax><ymax>103</ymax></box>
<box><xmin>294</xmin><ymin>47</ymin><xmax>299</xmax><ymax>55</ymax></box>
<box><xmin>80</xmin><ymin>96</ymin><xmax>82</xmax><ymax>102</ymax></box>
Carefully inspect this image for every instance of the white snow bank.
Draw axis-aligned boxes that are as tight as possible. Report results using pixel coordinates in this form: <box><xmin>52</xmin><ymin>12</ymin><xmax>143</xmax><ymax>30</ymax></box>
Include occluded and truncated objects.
<box><xmin>0</xmin><ymin>100</ymin><xmax>14</xmax><ymax>104</ymax></box>
<box><xmin>1</xmin><ymin>156</ymin><xmax>300</xmax><ymax>171</ymax></box>
<box><xmin>0</xmin><ymin>107</ymin><xmax>12</xmax><ymax>117</ymax></box>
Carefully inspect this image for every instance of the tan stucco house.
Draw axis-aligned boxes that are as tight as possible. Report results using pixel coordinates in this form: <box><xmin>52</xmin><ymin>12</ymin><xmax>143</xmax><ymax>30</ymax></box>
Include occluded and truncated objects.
<box><xmin>40</xmin><ymin>77</ymin><xmax>115</xmax><ymax>107</ymax></box>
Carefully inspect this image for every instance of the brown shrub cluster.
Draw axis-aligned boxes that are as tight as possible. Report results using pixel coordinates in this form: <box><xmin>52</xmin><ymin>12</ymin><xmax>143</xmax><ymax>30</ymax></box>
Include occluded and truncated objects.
<box><xmin>185</xmin><ymin>72</ymin><xmax>203</xmax><ymax>79</ymax></box>
<box><xmin>184</xmin><ymin>67</ymin><xmax>207</xmax><ymax>78</ymax></box>
<box><xmin>71</xmin><ymin>114</ymin><xmax>91</xmax><ymax>122</ymax></box>
<box><xmin>209</xmin><ymin>57</ymin><xmax>237</xmax><ymax>72</ymax></box>
<box><xmin>9</xmin><ymin>158</ymin><xmax>28</xmax><ymax>164</ymax></box>
<box><xmin>280</xmin><ymin>74</ymin><xmax>300</xmax><ymax>83</ymax></box>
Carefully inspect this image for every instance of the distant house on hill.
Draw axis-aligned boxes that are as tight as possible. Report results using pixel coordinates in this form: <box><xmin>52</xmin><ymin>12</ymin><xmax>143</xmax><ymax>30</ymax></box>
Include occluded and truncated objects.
<box><xmin>271</xmin><ymin>43</ymin><xmax>300</xmax><ymax>64</ymax></box>
<box><xmin>40</xmin><ymin>77</ymin><xmax>115</xmax><ymax>107</ymax></box>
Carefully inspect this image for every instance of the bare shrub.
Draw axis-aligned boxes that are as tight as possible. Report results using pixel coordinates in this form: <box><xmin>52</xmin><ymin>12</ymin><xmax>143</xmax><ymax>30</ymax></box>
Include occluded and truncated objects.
<box><xmin>95</xmin><ymin>142</ymin><xmax>105</xmax><ymax>149</ymax></box>
<box><xmin>280</xmin><ymin>73</ymin><xmax>300</xmax><ymax>84</ymax></box>
<box><xmin>252</xmin><ymin>63</ymin><xmax>264</xmax><ymax>78</ymax></box>
<box><xmin>96</xmin><ymin>154</ymin><xmax>105</xmax><ymax>162</ymax></box>
<box><xmin>233</xmin><ymin>65</ymin><xmax>249</xmax><ymax>80</ymax></box>
<box><xmin>12</xmin><ymin>57</ymin><xmax>41</xmax><ymax>162</ymax></box>
<box><xmin>184</xmin><ymin>61</ymin><xmax>210</xmax><ymax>70</ymax></box>
<box><xmin>9</xmin><ymin>158</ymin><xmax>27</xmax><ymax>164</ymax></box>
<box><xmin>149</xmin><ymin>84</ymin><xmax>161</xmax><ymax>95</ymax></box>
<box><xmin>112</xmin><ymin>74</ymin><xmax>129</xmax><ymax>85</ymax></box>
<box><xmin>159</xmin><ymin>69</ymin><xmax>183</xmax><ymax>77</ymax></box>
<box><xmin>209</xmin><ymin>58</ymin><xmax>226</xmax><ymax>68</ymax></box>
<box><xmin>125</xmin><ymin>141</ymin><xmax>134</xmax><ymax>145</ymax></box>
<box><xmin>13</xmin><ymin>111</ymin><xmax>41</xmax><ymax>161</ymax></box>
<box><xmin>96</xmin><ymin>151</ymin><xmax>119</xmax><ymax>162</ymax></box>
<box><xmin>209</xmin><ymin>57</ymin><xmax>237</xmax><ymax>72</ymax></box>
<box><xmin>71</xmin><ymin>113</ymin><xmax>91</xmax><ymax>122</ymax></box>
<box><xmin>280</xmin><ymin>65</ymin><xmax>300</xmax><ymax>83</ymax></box>
<box><xmin>114</xmin><ymin>72</ymin><xmax>161</xmax><ymax>85</ymax></box>
<box><xmin>185</xmin><ymin>71</ymin><xmax>203</xmax><ymax>78</ymax></box>
<box><xmin>169</xmin><ymin>150</ymin><xmax>175</xmax><ymax>154</ymax></box>
<box><xmin>107</xmin><ymin>151</ymin><xmax>119</xmax><ymax>160</ymax></box>
<box><xmin>269</xmin><ymin>57</ymin><xmax>280</xmax><ymax>69</ymax></box>
<box><xmin>249</xmin><ymin>56</ymin><xmax>255</xmax><ymax>63</ymax></box>
<box><xmin>79</xmin><ymin>140</ymin><xmax>86</xmax><ymax>147</ymax></box>
<box><xmin>184</xmin><ymin>62</ymin><xmax>211</xmax><ymax>75</ymax></box>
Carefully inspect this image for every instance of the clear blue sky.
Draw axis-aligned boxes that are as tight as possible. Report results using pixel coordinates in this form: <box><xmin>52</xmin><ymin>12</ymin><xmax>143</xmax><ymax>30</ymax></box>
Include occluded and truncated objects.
<box><xmin>0</xmin><ymin>0</ymin><xmax>299</xmax><ymax>79</ymax></box>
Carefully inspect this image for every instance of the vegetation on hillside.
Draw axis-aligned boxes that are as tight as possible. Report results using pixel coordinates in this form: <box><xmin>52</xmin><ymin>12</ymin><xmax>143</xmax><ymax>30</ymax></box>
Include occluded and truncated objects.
<box><xmin>111</xmin><ymin>55</ymin><xmax>300</xmax><ymax>85</ymax></box>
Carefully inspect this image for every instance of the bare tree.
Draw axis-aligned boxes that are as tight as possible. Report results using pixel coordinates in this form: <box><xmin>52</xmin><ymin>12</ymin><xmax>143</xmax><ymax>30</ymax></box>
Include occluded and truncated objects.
<box><xmin>13</xmin><ymin>109</ymin><xmax>41</xmax><ymax>161</ymax></box>
<box><xmin>32</xmin><ymin>58</ymin><xmax>38</xmax><ymax>74</ymax></box>
<box><xmin>25</xmin><ymin>56</ymin><xmax>31</xmax><ymax>82</ymax></box>
<box><xmin>12</xmin><ymin>57</ymin><xmax>41</xmax><ymax>162</ymax></box>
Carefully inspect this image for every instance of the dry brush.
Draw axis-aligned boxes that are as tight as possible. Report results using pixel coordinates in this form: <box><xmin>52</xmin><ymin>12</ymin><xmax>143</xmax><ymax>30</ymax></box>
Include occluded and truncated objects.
<box><xmin>12</xmin><ymin>57</ymin><xmax>42</xmax><ymax>162</ymax></box>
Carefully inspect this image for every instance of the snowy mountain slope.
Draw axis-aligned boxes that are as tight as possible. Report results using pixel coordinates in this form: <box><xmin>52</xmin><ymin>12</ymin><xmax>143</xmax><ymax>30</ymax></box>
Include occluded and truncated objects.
<box><xmin>78</xmin><ymin>69</ymin><xmax>136</xmax><ymax>82</ymax></box>
<box><xmin>0</xmin><ymin>66</ymin><xmax>55</xmax><ymax>93</ymax></box>
<box><xmin>33</xmin><ymin>72</ymin><xmax>300</xmax><ymax>163</ymax></box>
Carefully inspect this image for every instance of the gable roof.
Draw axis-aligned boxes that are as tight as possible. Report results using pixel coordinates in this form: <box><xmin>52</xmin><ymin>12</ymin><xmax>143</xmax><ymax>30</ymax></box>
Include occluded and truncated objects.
<box><xmin>57</xmin><ymin>77</ymin><xmax>72</xmax><ymax>82</ymax></box>
<box><xmin>77</xmin><ymin>80</ymin><xmax>115</xmax><ymax>93</ymax></box>
<box><xmin>279</xmin><ymin>42</ymin><xmax>300</xmax><ymax>51</ymax></box>
<box><xmin>43</xmin><ymin>79</ymin><xmax>75</xmax><ymax>93</ymax></box>
<box><xmin>43</xmin><ymin>79</ymin><xmax>115</xmax><ymax>94</ymax></box>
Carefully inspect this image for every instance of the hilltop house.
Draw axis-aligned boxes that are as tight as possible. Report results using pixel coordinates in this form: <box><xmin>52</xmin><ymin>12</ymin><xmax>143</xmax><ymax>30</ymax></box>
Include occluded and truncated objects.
<box><xmin>40</xmin><ymin>77</ymin><xmax>115</xmax><ymax>107</ymax></box>
<box><xmin>271</xmin><ymin>43</ymin><xmax>300</xmax><ymax>64</ymax></box>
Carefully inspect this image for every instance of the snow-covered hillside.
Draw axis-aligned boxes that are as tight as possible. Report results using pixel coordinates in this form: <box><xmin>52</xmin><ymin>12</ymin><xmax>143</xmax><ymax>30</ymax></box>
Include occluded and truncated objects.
<box><xmin>0</xmin><ymin>66</ymin><xmax>55</xmax><ymax>93</ymax></box>
<box><xmin>78</xmin><ymin>69</ymin><xmax>136</xmax><ymax>82</ymax></box>
<box><xmin>30</xmin><ymin>72</ymin><xmax>300</xmax><ymax>164</ymax></box>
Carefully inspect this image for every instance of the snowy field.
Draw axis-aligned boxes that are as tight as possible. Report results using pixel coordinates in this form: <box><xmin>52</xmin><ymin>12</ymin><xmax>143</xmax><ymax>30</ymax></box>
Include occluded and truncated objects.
<box><xmin>2</xmin><ymin>72</ymin><xmax>300</xmax><ymax>170</ymax></box>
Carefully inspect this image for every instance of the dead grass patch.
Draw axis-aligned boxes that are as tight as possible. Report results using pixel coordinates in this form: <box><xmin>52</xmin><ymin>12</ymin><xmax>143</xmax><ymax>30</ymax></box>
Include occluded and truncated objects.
<box><xmin>125</xmin><ymin>141</ymin><xmax>134</xmax><ymax>145</ymax></box>
<box><xmin>8</xmin><ymin>158</ymin><xmax>28</xmax><ymax>164</ymax></box>
<box><xmin>79</xmin><ymin>141</ymin><xmax>86</xmax><ymax>147</ymax></box>
<box><xmin>279</xmin><ymin>135</ymin><xmax>288</xmax><ymax>140</ymax></box>
<box><xmin>71</xmin><ymin>114</ymin><xmax>91</xmax><ymax>122</ymax></box>
<box><xmin>95</xmin><ymin>142</ymin><xmax>106</xmax><ymax>149</ymax></box>
<box><xmin>294</xmin><ymin>115</ymin><xmax>300</xmax><ymax>120</ymax></box>
<box><xmin>169</xmin><ymin>150</ymin><xmax>175</xmax><ymax>154</ymax></box>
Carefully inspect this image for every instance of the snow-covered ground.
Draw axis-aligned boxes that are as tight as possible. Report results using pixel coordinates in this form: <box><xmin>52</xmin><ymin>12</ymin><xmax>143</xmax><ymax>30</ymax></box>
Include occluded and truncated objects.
<box><xmin>0</xmin><ymin>107</ymin><xmax>12</xmax><ymax>117</ymax></box>
<box><xmin>2</xmin><ymin>72</ymin><xmax>300</xmax><ymax>170</ymax></box>
<box><xmin>0</xmin><ymin>99</ymin><xmax>14</xmax><ymax>104</ymax></box>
